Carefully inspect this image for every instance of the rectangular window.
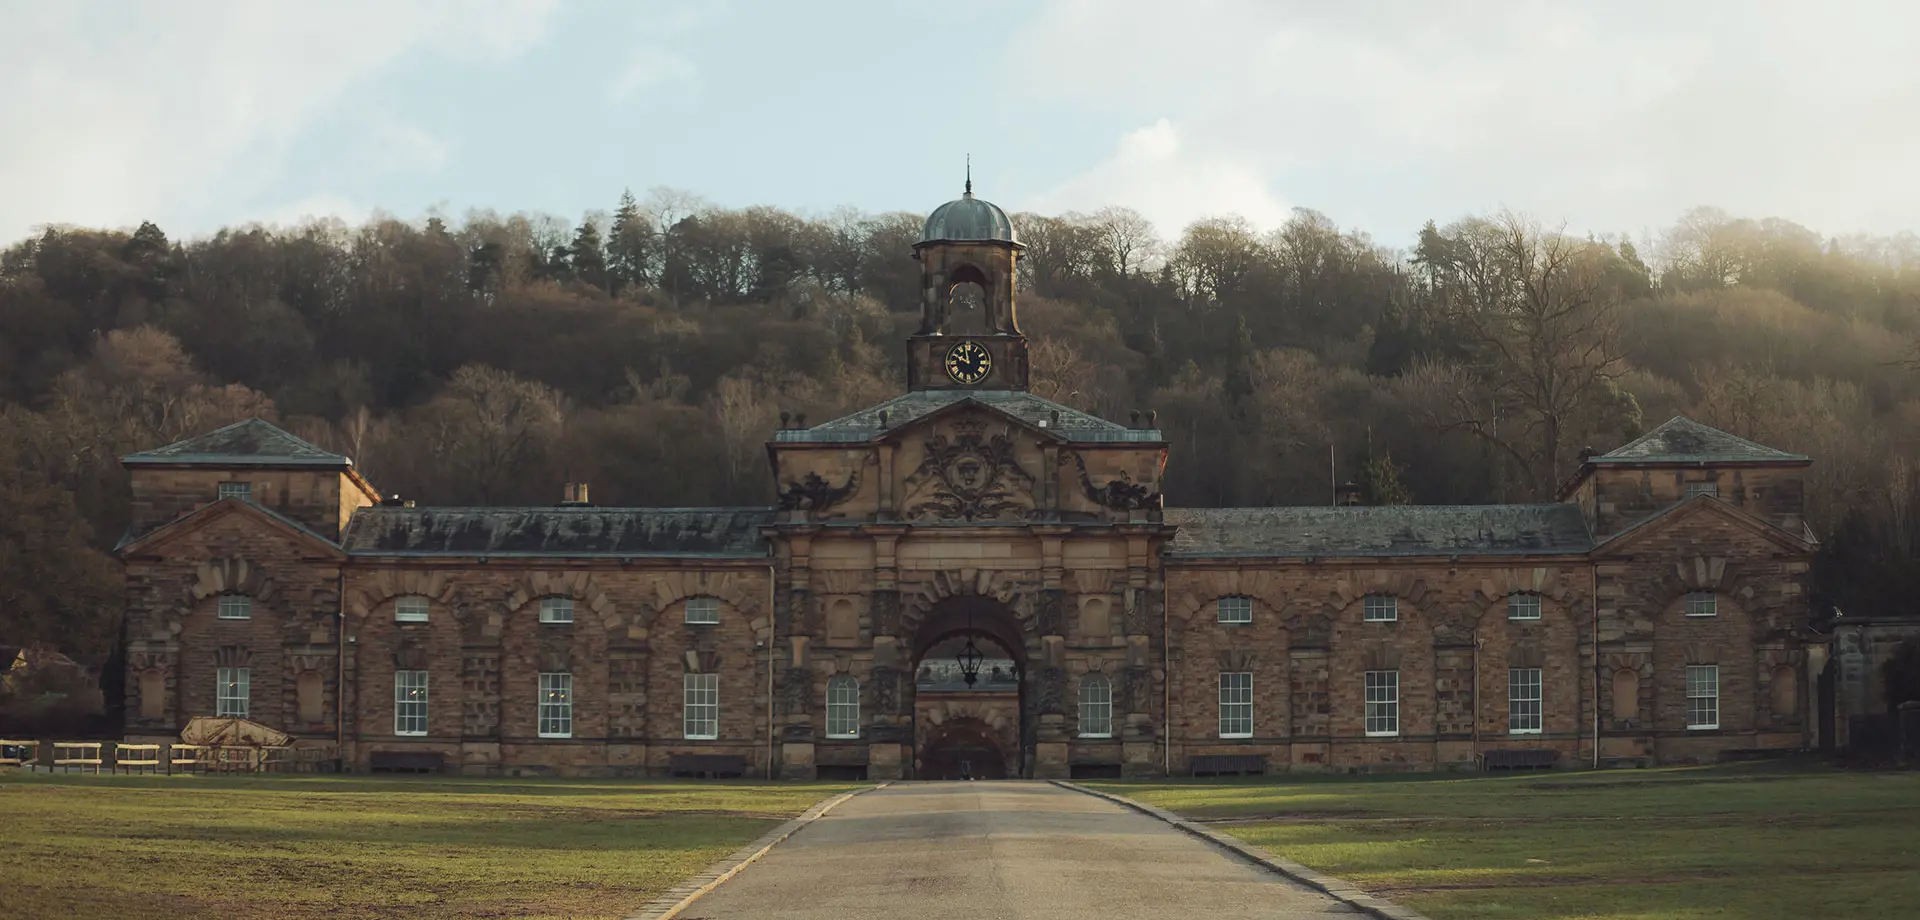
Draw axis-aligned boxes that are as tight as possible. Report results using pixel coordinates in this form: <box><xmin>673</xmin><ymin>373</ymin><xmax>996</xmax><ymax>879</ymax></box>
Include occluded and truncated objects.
<box><xmin>539</xmin><ymin>597</ymin><xmax>574</xmax><ymax>624</ymax></box>
<box><xmin>1509</xmin><ymin>667</ymin><xmax>1543</xmax><ymax>734</ymax></box>
<box><xmin>538</xmin><ymin>672</ymin><xmax>573</xmax><ymax>738</ymax></box>
<box><xmin>216</xmin><ymin>667</ymin><xmax>250</xmax><ymax>718</ymax></box>
<box><xmin>826</xmin><ymin>677</ymin><xmax>860</xmax><ymax>739</ymax></box>
<box><xmin>1685</xmin><ymin>592</ymin><xmax>1717</xmax><ymax>618</ymax></box>
<box><xmin>394</xmin><ymin>670</ymin><xmax>428</xmax><ymax>736</ymax></box>
<box><xmin>685</xmin><ymin>596</ymin><xmax>720</xmax><ymax>625</ymax></box>
<box><xmin>1364</xmin><ymin>670</ymin><xmax>1399</xmax><ymax>736</ymax></box>
<box><xmin>394</xmin><ymin>597</ymin><xmax>429</xmax><ymax>623</ymax></box>
<box><xmin>1686</xmin><ymin>665</ymin><xmax>1719</xmax><ymax>729</ymax></box>
<box><xmin>1684</xmin><ymin>481</ymin><xmax>1719</xmax><ymax>499</ymax></box>
<box><xmin>1364</xmin><ymin>596</ymin><xmax>1398</xmax><ymax>622</ymax></box>
<box><xmin>684</xmin><ymin>673</ymin><xmax>719</xmax><ymax>739</ymax></box>
<box><xmin>218</xmin><ymin>481</ymin><xmax>252</xmax><ymax>501</ymax></box>
<box><xmin>1216</xmin><ymin>596</ymin><xmax>1252</xmax><ymax>624</ymax></box>
<box><xmin>217</xmin><ymin>595</ymin><xmax>252</xmax><ymax>620</ymax></box>
<box><xmin>1218</xmin><ymin>672</ymin><xmax>1252</xmax><ymax>738</ymax></box>
<box><xmin>1078</xmin><ymin>676</ymin><xmax>1112</xmax><ymax>738</ymax></box>
<box><xmin>1507</xmin><ymin>594</ymin><xmax>1541</xmax><ymax>620</ymax></box>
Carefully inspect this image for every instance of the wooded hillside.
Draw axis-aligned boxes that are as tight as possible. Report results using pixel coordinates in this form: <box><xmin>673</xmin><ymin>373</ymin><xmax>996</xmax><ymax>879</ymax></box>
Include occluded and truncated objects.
<box><xmin>4</xmin><ymin>190</ymin><xmax>1918</xmax><ymax>658</ymax></box>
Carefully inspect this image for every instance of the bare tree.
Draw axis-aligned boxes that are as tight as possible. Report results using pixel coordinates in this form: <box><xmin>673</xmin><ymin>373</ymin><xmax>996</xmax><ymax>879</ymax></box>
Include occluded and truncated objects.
<box><xmin>1088</xmin><ymin>206</ymin><xmax>1161</xmax><ymax>278</ymax></box>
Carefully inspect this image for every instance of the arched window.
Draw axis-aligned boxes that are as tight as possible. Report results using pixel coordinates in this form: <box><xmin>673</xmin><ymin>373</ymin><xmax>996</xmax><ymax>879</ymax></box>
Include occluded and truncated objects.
<box><xmin>1079</xmin><ymin>674</ymin><xmax>1113</xmax><ymax>738</ymax></box>
<box><xmin>826</xmin><ymin>675</ymin><xmax>860</xmax><ymax>739</ymax></box>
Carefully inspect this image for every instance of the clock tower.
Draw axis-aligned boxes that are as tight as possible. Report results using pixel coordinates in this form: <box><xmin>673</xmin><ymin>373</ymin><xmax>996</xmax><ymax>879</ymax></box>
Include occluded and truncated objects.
<box><xmin>906</xmin><ymin>174</ymin><xmax>1029</xmax><ymax>391</ymax></box>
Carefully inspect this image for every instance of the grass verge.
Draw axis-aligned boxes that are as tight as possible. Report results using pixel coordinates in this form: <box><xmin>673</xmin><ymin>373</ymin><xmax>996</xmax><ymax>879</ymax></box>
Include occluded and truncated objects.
<box><xmin>0</xmin><ymin>772</ymin><xmax>858</xmax><ymax>920</ymax></box>
<box><xmin>1090</xmin><ymin>763</ymin><xmax>1920</xmax><ymax>920</ymax></box>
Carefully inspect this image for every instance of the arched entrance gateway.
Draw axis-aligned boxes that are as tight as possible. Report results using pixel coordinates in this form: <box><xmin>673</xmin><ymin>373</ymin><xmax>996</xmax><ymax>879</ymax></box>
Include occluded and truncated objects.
<box><xmin>765</xmin><ymin>176</ymin><xmax>1173</xmax><ymax>781</ymax></box>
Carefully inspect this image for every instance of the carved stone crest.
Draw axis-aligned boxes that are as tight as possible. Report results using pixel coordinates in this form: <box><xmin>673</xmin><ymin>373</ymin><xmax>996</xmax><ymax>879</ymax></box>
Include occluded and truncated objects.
<box><xmin>904</xmin><ymin>417</ymin><xmax>1034</xmax><ymax>521</ymax></box>
<box><xmin>777</xmin><ymin>470</ymin><xmax>860</xmax><ymax>513</ymax></box>
<box><xmin>872</xmin><ymin>666</ymin><xmax>902</xmax><ymax>714</ymax></box>
<box><xmin>1071</xmin><ymin>451</ymin><xmax>1162</xmax><ymax>511</ymax></box>
<box><xmin>782</xmin><ymin>665</ymin><xmax>812</xmax><ymax>714</ymax></box>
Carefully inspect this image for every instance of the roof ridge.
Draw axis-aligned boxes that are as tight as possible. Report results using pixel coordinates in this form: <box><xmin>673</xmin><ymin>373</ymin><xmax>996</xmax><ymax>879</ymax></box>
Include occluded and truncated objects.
<box><xmin>122</xmin><ymin>417</ymin><xmax>350</xmax><ymax>465</ymax></box>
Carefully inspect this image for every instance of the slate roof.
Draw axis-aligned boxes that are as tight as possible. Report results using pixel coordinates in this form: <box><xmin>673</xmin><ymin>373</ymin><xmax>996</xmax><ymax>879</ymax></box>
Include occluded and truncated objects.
<box><xmin>122</xmin><ymin>418</ymin><xmax>351</xmax><ymax>468</ymax></box>
<box><xmin>340</xmin><ymin>507</ymin><xmax>773</xmax><ymax>557</ymax></box>
<box><xmin>1591</xmin><ymin>416</ymin><xmax>1808</xmax><ymax>464</ymax></box>
<box><xmin>772</xmin><ymin>389</ymin><xmax>1161</xmax><ymax>443</ymax></box>
<box><xmin>1165</xmin><ymin>505</ymin><xmax>1593</xmax><ymax>559</ymax></box>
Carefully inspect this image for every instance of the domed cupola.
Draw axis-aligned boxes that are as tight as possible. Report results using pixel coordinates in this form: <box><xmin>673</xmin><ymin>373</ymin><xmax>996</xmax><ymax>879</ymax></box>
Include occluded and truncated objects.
<box><xmin>905</xmin><ymin>166</ymin><xmax>1029</xmax><ymax>392</ymax></box>
<box><xmin>918</xmin><ymin>176</ymin><xmax>1021</xmax><ymax>247</ymax></box>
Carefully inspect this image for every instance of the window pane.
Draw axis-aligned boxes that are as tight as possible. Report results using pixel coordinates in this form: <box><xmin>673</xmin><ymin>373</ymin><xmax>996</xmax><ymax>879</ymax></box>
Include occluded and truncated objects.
<box><xmin>218</xmin><ymin>481</ymin><xmax>252</xmax><ymax>501</ymax></box>
<box><xmin>1507</xmin><ymin>594</ymin><xmax>1541</xmax><ymax>620</ymax></box>
<box><xmin>686</xmin><ymin>596</ymin><xmax>721</xmax><ymax>625</ymax></box>
<box><xmin>1216</xmin><ymin>596</ymin><xmax>1251</xmax><ymax>624</ymax></box>
<box><xmin>826</xmin><ymin>676</ymin><xmax>860</xmax><ymax>738</ymax></box>
<box><xmin>218</xmin><ymin>596</ymin><xmax>252</xmax><ymax>620</ymax></box>
<box><xmin>1218</xmin><ymin>672</ymin><xmax>1252</xmax><ymax>738</ymax></box>
<box><xmin>1685</xmin><ymin>482</ymin><xmax>1718</xmax><ymax>498</ymax></box>
<box><xmin>539</xmin><ymin>672</ymin><xmax>573</xmax><ymax>737</ymax></box>
<box><xmin>394</xmin><ymin>670</ymin><xmax>429</xmax><ymax>735</ymax></box>
<box><xmin>1685</xmin><ymin>593</ymin><xmax>1717</xmax><ymax>617</ymax></box>
<box><xmin>684</xmin><ymin>672</ymin><xmax>719</xmax><ymax>739</ymax></box>
<box><xmin>539</xmin><ymin>597</ymin><xmax>574</xmax><ymax>623</ymax></box>
<box><xmin>1364</xmin><ymin>670</ymin><xmax>1399</xmax><ymax>735</ymax></box>
<box><xmin>217</xmin><ymin>667</ymin><xmax>250</xmax><ymax>718</ymax></box>
<box><xmin>1509</xmin><ymin>667</ymin><xmax>1542</xmax><ymax>734</ymax></box>
<box><xmin>1364</xmin><ymin>596</ymin><xmax>1398</xmax><ymax>622</ymax></box>
<box><xmin>1686</xmin><ymin>665</ymin><xmax>1719</xmax><ymax>729</ymax></box>
<box><xmin>1079</xmin><ymin>675</ymin><xmax>1112</xmax><ymax>738</ymax></box>
<box><xmin>395</xmin><ymin>597</ymin><xmax>429</xmax><ymax>622</ymax></box>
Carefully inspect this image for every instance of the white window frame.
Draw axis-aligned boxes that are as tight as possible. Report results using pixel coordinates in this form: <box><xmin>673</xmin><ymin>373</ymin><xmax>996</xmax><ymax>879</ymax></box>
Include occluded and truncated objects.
<box><xmin>1686</xmin><ymin>665</ymin><xmax>1719</xmax><ymax>730</ymax></box>
<box><xmin>1685</xmin><ymin>592</ymin><xmax>1717</xmax><ymax>618</ymax></box>
<box><xmin>538</xmin><ymin>672</ymin><xmax>573</xmax><ymax>738</ymax></box>
<box><xmin>1079</xmin><ymin>674</ymin><xmax>1113</xmax><ymax>739</ymax></box>
<box><xmin>217</xmin><ymin>481</ymin><xmax>252</xmax><ymax>501</ymax></box>
<box><xmin>539</xmin><ymin>596</ymin><xmax>574</xmax><ymax>624</ymax></box>
<box><xmin>825</xmin><ymin>675</ymin><xmax>860</xmax><ymax>739</ymax></box>
<box><xmin>1216</xmin><ymin>596</ymin><xmax>1252</xmax><ymax>624</ymax></box>
<box><xmin>216</xmin><ymin>667</ymin><xmax>250</xmax><ymax>718</ymax></box>
<box><xmin>1218</xmin><ymin>672</ymin><xmax>1253</xmax><ymax>738</ymax></box>
<box><xmin>1509</xmin><ymin>667</ymin><xmax>1543</xmax><ymax>734</ymax></box>
<box><xmin>1364</xmin><ymin>595</ymin><xmax>1398</xmax><ymax>622</ymax></box>
<box><xmin>394</xmin><ymin>596</ymin><xmax>429</xmax><ymax>623</ymax></box>
<box><xmin>684</xmin><ymin>672</ymin><xmax>719</xmax><ymax>740</ymax></box>
<box><xmin>394</xmin><ymin>670</ymin><xmax>428</xmax><ymax>736</ymax></box>
<box><xmin>1684</xmin><ymin>481</ymin><xmax>1719</xmax><ymax>499</ymax></box>
<box><xmin>685</xmin><ymin>596</ymin><xmax>720</xmax><ymax>625</ymax></box>
<box><xmin>217</xmin><ymin>595</ymin><xmax>252</xmax><ymax>620</ymax></box>
<box><xmin>1364</xmin><ymin>670</ymin><xmax>1399</xmax><ymax>736</ymax></box>
<box><xmin>1507</xmin><ymin>593</ymin><xmax>1541</xmax><ymax>621</ymax></box>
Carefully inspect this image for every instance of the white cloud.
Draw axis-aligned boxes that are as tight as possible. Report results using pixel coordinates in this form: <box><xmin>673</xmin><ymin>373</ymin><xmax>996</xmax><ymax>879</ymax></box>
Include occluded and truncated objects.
<box><xmin>1011</xmin><ymin>0</ymin><xmax>1920</xmax><ymax>242</ymax></box>
<box><xmin>1028</xmin><ymin>119</ymin><xmax>1291</xmax><ymax>236</ymax></box>
<box><xmin>604</xmin><ymin>5</ymin><xmax>711</xmax><ymax>104</ymax></box>
<box><xmin>0</xmin><ymin>0</ymin><xmax>556</xmax><ymax>242</ymax></box>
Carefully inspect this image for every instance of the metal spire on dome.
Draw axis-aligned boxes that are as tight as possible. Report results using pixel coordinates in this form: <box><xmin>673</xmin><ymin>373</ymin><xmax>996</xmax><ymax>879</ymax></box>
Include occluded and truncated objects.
<box><xmin>964</xmin><ymin>154</ymin><xmax>972</xmax><ymax>198</ymax></box>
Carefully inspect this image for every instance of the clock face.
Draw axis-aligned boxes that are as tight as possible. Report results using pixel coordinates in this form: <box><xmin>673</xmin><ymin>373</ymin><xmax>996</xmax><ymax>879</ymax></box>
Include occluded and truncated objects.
<box><xmin>944</xmin><ymin>341</ymin><xmax>993</xmax><ymax>385</ymax></box>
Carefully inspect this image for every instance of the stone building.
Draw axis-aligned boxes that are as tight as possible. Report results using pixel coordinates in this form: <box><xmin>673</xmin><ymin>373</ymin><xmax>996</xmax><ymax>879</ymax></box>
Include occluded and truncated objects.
<box><xmin>116</xmin><ymin>185</ymin><xmax>1822</xmax><ymax>778</ymax></box>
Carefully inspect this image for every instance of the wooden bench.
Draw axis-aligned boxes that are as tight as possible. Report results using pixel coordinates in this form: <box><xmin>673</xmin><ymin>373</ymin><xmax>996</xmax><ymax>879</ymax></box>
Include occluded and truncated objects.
<box><xmin>668</xmin><ymin>753</ymin><xmax>747</xmax><ymax>778</ymax></box>
<box><xmin>1189</xmin><ymin>754</ymin><xmax>1267</xmax><ymax>777</ymax></box>
<box><xmin>369</xmin><ymin>751</ymin><xmax>445</xmax><ymax>774</ymax></box>
<box><xmin>1478</xmin><ymin>749</ymin><xmax>1558</xmax><ymax>771</ymax></box>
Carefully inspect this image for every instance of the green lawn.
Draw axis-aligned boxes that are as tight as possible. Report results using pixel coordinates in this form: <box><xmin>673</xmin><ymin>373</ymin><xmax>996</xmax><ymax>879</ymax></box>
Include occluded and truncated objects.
<box><xmin>1091</xmin><ymin>763</ymin><xmax>1920</xmax><ymax>920</ymax></box>
<box><xmin>0</xmin><ymin>772</ymin><xmax>858</xmax><ymax>920</ymax></box>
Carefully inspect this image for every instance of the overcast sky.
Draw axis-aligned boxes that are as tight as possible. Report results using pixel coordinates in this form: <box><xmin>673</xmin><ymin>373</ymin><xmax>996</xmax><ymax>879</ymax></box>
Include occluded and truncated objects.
<box><xmin>3</xmin><ymin>0</ymin><xmax>1917</xmax><ymax>249</ymax></box>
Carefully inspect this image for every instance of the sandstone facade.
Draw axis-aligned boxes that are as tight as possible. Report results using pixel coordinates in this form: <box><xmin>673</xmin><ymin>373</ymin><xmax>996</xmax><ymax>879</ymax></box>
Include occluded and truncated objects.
<box><xmin>117</xmin><ymin>189</ymin><xmax>1822</xmax><ymax>777</ymax></box>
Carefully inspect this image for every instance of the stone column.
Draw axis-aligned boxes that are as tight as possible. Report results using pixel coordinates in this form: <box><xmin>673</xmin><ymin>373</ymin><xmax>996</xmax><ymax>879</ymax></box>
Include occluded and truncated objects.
<box><xmin>778</xmin><ymin>584</ymin><xmax>816</xmax><ymax>779</ymax></box>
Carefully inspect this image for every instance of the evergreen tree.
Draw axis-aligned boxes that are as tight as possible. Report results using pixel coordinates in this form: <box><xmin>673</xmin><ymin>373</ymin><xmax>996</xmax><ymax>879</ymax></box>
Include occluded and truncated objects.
<box><xmin>571</xmin><ymin>219</ymin><xmax>607</xmax><ymax>292</ymax></box>
<box><xmin>607</xmin><ymin>189</ymin><xmax>654</xmax><ymax>295</ymax></box>
<box><xmin>1357</xmin><ymin>450</ymin><xmax>1414</xmax><ymax>505</ymax></box>
<box><xmin>1224</xmin><ymin>314</ymin><xmax>1255</xmax><ymax>403</ymax></box>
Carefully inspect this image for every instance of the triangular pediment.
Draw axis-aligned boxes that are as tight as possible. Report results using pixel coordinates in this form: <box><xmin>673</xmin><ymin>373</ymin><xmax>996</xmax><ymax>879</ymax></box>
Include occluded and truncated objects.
<box><xmin>1593</xmin><ymin>494</ymin><xmax>1813</xmax><ymax>557</ymax></box>
<box><xmin>121</xmin><ymin>418</ymin><xmax>351</xmax><ymax>468</ymax></box>
<box><xmin>117</xmin><ymin>498</ymin><xmax>346</xmax><ymax>559</ymax></box>
<box><xmin>1593</xmin><ymin>416</ymin><xmax>1808</xmax><ymax>465</ymax></box>
<box><xmin>771</xmin><ymin>389</ymin><xmax>1159</xmax><ymax>446</ymax></box>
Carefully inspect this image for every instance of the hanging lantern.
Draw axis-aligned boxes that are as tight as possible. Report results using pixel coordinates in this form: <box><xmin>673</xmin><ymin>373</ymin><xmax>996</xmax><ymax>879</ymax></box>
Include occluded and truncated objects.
<box><xmin>956</xmin><ymin>638</ymin><xmax>985</xmax><ymax>687</ymax></box>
